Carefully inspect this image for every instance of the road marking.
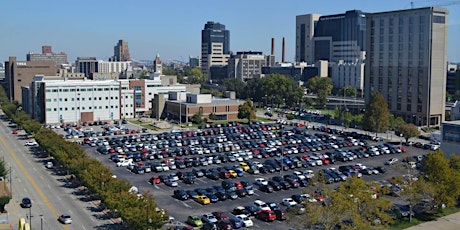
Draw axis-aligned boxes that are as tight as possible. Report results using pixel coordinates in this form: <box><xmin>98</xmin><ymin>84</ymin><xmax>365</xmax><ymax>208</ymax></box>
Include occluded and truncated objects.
<box><xmin>0</xmin><ymin>134</ymin><xmax>69</xmax><ymax>230</ymax></box>
<box><xmin>181</xmin><ymin>201</ymin><xmax>192</xmax><ymax>208</ymax></box>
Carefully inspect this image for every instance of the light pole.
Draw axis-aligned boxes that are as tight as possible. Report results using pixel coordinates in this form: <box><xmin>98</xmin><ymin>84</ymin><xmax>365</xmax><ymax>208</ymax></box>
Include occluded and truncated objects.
<box><xmin>40</xmin><ymin>214</ymin><xmax>43</xmax><ymax>230</ymax></box>
<box><xmin>400</xmin><ymin>133</ymin><xmax>403</xmax><ymax>147</ymax></box>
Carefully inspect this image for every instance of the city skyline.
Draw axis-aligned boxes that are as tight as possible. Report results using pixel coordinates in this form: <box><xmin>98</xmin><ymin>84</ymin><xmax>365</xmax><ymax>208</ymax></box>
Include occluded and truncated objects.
<box><xmin>1</xmin><ymin>0</ymin><xmax>460</xmax><ymax>63</ymax></box>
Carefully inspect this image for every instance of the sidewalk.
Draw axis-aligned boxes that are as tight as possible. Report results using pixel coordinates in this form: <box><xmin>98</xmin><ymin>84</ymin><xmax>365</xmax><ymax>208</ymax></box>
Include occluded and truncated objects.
<box><xmin>405</xmin><ymin>212</ymin><xmax>460</xmax><ymax>230</ymax></box>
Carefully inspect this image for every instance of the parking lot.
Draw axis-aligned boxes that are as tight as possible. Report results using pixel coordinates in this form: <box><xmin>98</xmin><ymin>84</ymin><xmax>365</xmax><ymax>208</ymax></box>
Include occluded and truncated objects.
<box><xmin>55</xmin><ymin>120</ymin><xmax>431</xmax><ymax>229</ymax></box>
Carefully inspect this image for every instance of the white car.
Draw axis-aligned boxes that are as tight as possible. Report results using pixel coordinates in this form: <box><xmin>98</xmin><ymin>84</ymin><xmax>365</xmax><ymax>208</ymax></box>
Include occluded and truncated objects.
<box><xmin>254</xmin><ymin>178</ymin><xmax>268</xmax><ymax>186</ymax></box>
<box><xmin>201</xmin><ymin>213</ymin><xmax>218</xmax><ymax>223</ymax></box>
<box><xmin>58</xmin><ymin>214</ymin><xmax>72</xmax><ymax>224</ymax></box>
<box><xmin>25</xmin><ymin>141</ymin><xmax>38</xmax><ymax>146</ymax></box>
<box><xmin>236</xmin><ymin>214</ymin><xmax>253</xmax><ymax>227</ymax></box>
<box><xmin>254</xmin><ymin>200</ymin><xmax>271</xmax><ymax>211</ymax></box>
<box><xmin>116</xmin><ymin>159</ymin><xmax>133</xmax><ymax>167</ymax></box>
<box><xmin>293</xmin><ymin>171</ymin><xmax>306</xmax><ymax>180</ymax></box>
<box><xmin>385</xmin><ymin>158</ymin><xmax>399</xmax><ymax>165</ymax></box>
<box><xmin>45</xmin><ymin>161</ymin><xmax>54</xmax><ymax>169</ymax></box>
<box><xmin>281</xmin><ymin>198</ymin><xmax>298</xmax><ymax>207</ymax></box>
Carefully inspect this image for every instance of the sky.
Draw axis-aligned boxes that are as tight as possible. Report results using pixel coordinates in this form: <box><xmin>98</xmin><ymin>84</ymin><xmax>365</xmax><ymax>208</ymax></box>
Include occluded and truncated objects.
<box><xmin>1</xmin><ymin>0</ymin><xmax>460</xmax><ymax>64</ymax></box>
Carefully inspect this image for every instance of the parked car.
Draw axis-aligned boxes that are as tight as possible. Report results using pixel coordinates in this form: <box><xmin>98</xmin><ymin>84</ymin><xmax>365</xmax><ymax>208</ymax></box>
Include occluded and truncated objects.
<box><xmin>256</xmin><ymin>210</ymin><xmax>277</xmax><ymax>222</ymax></box>
<box><xmin>385</xmin><ymin>158</ymin><xmax>399</xmax><ymax>165</ymax></box>
<box><xmin>187</xmin><ymin>215</ymin><xmax>203</xmax><ymax>227</ymax></box>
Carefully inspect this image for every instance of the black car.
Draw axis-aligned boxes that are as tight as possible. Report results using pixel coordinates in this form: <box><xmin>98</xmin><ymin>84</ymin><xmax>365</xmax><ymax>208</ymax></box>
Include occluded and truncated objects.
<box><xmin>259</xmin><ymin>184</ymin><xmax>274</xmax><ymax>193</ymax></box>
<box><xmin>173</xmin><ymin>189</ymin><xmax>189</xmax><ymax>200</ymax></box>
<box><xmin>375</xmin><ymin>166</ymin><xmax>386</xmax><ymax>173</ymax></box>
<box><xmin>215</xmin><ymin>191</ymin><xmax>228</xmax><ymax>201</ymax></box>
<box><xmin>244</xmin><ymin>205</ymin><xmax>262</xmax><ymax>217</ymax></box>
<box><xmin>20</xmin><ymin>197</ymin><xmax>32</xmax><ymax>208</ymax></box>
<box><xmin>267</xmin><ymin>180</ymin><xmax>282</xmax><ymax>191</ymax></box>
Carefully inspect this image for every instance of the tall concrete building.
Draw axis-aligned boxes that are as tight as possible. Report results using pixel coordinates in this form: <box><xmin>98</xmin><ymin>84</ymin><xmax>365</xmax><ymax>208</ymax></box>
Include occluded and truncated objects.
<box><xmin>26</xmin><ymin>45</ymin><xmax>68</xmax><ymax>67</ymax></box>
<box><xmin>365</xmin><ymin>7</ymin><xmax>449</xmax><ymax>127</ymax></box>
<box><xmin>227</xmin><ymin>51</ymin><xmax>267</xmax><ymax>82</ymax></box>
<box><xmin>201</xmin><ymin>21</ymin><xmax>230</xmax><ymax>76</ymax></box>
<box><xmin>111</xmin><ymin>39</ymin><xmax>131</xmax><ymax>61</ymax></box>
<box><xmin>296</xmin><ymin>14</ymin><xmax>321</xmax><ymax>63</ymax></box>
<box><xmin>313</xmin><ymin>10</ymin><xmax>367</xmax><ymax>63</ymax></box>
<box><xmin>4</xmin><ymin>56</ymin><xmax>57</xmax><ymax>103</ymax></box>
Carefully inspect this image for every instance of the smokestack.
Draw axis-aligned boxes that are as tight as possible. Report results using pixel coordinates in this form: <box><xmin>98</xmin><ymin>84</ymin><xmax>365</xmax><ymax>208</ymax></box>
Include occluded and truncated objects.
<box><xmin>282</xmin><ymin>37</ymin><xmax>286</xmax><ymax>63</ymax></box>
<box><xmin>271</xmin><ymin>38</ymin><xmax>275</xmax><ymax>55</ymax></box>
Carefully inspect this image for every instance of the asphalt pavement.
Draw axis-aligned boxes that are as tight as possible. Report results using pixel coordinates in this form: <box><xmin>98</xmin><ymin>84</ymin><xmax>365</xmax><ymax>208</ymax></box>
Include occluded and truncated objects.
<box><xmin>0</xmin><ymin>111</ymin><xmax>117</xmax><ymax>230</ymax></box>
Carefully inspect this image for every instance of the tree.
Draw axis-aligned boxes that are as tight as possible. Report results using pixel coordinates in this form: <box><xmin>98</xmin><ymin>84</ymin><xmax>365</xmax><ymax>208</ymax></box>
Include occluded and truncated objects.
<box><xmin>362</xmin><ymin>92</ymin><xmax>390</xmax><ymax>133</ymax></box>
<box><xmin>0</xmin><ymin>158</ymin><xmax>8</xmax><ymax>178</ymax></box>
<box><xmin>237</xmin><ymin>99</ymin><xmax>256</xmax><ymax>123</ymax></box>
<box><xmin>187</xmin><ymin>68</ymin><xmax>207</xmax><ymax>85</ymax></box>
<box><xmin>398</xmin><ymin>123</ymin><xmax>420</xmax><ymax>143</ymax></box>
<box><xmin>389</xmin><ymin>115</ymin><xmax>405</xmax><ymax>131</ymax></box>
<box><xmin>295</xmin><ymin>177</ymin><xmax>393</xmax><ymax>230</ymax></box>
<box><xmin>222</xmin><ymin>78</ymin><xmax>245</xmax><ymax>98</ymax></box>
<box><xmin>191</xmin><ymin>111</ymin><xmax>204</xmax><ymax>125</ymax></box>
<box><xmin>420</xmin><ymin>150</ymin><xmax>460</xmax><ymax>209</ymax></box>
<box><xmin>308</xmin><ymin>77</ymin><xmax>333</xmax><ymax>108</ymax></box>
<box><xmin>340</xmin><ymin>85</ymin><xmax>357</xmax><ymax>97</ymax></box>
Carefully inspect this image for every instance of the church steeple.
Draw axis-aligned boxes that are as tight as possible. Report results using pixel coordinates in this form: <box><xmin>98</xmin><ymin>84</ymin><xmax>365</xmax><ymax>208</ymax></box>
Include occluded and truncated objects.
<box><xmin>153</xmin><ymin>53</ymin><xmax>162</xmax><ymax>74</ymax></box>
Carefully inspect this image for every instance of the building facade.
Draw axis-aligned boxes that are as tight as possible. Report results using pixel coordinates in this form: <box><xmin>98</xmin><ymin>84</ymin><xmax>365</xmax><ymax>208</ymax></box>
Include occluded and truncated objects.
<box><xmin>227</xmin><ymin>51</ymin><xmax>267</xmax><ymax>81</ymax></box>
<box><xmin>330</xmin><ymin>60</ymin><xmax>365</xmax><ymax>92</ymax></box>
<box><xmin>296</xmin><ymin>14</ymin><xmax>321</xmax><ymax>63</ymax></box>
<box><xmin>4</xmin><ymin>56</ymin><xmax>58</xmax><ymax>103</ymax></box>
<box><xmin>76</xmin><ymin>57</ymin><xmax>131</xmax><ymax>79</ymax></box>
<box><xmin>313</xmin><ymin>10</ymin><xmax>367</xmax><ymax>63</ymax></box>
<box><xmin>201</xmin><ymin>21</ymin><xmax>230</xmax><ymax>76</ymax></box>
<box><xmin>447</xmin><ymin>64</ymin><xmax>460</xmax><ymax>96</ymax></box>
<box><xmin>111</xmin><ymin>39</ymin><xmax>131</xmax><ymax>61</ymax></box>
<box><xmin>365</xmin><ymin>7</ymin><xmax>449</xmax><ymax>126</ymax></box>
<box><xmin>30</xmin><ymin>76</ymin><xmax>121</xmax><ymax>124</ymax></box>
<box><xmin>26</xmin><ymin>45</ymin><xmax>68</xmax><ymax>67</ymax></box>
<box><xmin>160</xmin><ymin>91</ymin><xmax>243</xmax><ymax>123</ymax></box>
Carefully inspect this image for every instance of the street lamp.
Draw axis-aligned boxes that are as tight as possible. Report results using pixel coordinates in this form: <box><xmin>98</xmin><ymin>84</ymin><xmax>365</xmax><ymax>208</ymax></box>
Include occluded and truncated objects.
<box><xmin>400</xmin><ymin>133</ymin><xmax>403</xmax><ymax>147</ymax></box>
<box><xmin>40</xmin><ymin>214</ymin><xmax>43</xmax><ymax>230</ymax></box>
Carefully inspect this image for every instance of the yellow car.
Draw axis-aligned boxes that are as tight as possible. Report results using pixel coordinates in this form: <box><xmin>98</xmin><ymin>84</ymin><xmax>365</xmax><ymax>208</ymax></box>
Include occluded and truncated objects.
<box><xmin>194</xmin><ymin>195</ymin><xmax>211</xmax><ymax>205</ymax></box>
<box><xmin>239</xmin><ymin>162</ymin><xmax>250</xmax><ymax>171</ymax></box>
<box><xmin>228</xmin><ymin>170</ymin><xmax>238</xmax><ymax>178</ymax></box>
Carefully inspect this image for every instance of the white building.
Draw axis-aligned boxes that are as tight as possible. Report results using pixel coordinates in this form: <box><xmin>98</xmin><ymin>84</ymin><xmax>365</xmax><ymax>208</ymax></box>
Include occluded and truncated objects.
<box><xmin>30</xmin><ymin>76</ymin><xmax>121</xmax><ymax>124</ymax></box>
<box><xmin>330</xmin><ymin>60</ymin><xmax>365</xmax><ymax>91</ymax></box>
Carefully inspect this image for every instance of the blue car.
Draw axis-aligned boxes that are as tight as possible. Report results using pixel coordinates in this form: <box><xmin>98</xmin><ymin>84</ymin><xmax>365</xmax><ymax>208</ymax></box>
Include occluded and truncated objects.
<box><xmin>229</xmin><ymin>217</ymin><xmax>244</xmax><ymax>229</ymax></box>
<box><xmin>205</xmin><ymin>193</ymin><xmax>219</xmax><ymax>203</ymax></box>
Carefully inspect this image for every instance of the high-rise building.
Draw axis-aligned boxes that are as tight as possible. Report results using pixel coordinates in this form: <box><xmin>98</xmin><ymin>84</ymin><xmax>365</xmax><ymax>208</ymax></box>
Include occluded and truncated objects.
<box><xmin>365</xmin><ymin>7</ymin><xmax>448</xmax><ymax>126</ymax></box>
<box><xmin>26</xmin><ymin>45</ymin><xmax>68</xmax><ymax>67</ymax></box>
<box><xmin>313</xmin><ymin>10</ymin><xmax>367</xmax><ymax>63</ymax></box>
<box><xmin>4</xmin><ymin>56</ymin><xmax>57</xmax><ymax>103</ymax></box>
<box><xmin>111</xmin><ymin>39</ymin><xmax>131</xmax><ymax>61</ymax></box>
<box><xmin>76</xmin><ymin>57</ymin><xmax>131</xmax><ymax>79</ymax></box>
<box><xmin>227</xmin><ymin>51</ymin><xmax>266</xmax><ymax>82</ymax></box>
<box><xmin>296</xmin><ymin>14</ymin><xmax>321</xmax><ymax>63</ymax></box>
<box><xmin>201</xmin><ymin>21</ymin><xmax>230</xmax><ymax>76</ymax></box>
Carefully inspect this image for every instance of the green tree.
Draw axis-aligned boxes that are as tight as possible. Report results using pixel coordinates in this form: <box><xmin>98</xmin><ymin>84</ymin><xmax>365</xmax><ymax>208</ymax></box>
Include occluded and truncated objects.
<box><xmin>295</xmin><ymin>177</ymin><xmax>392</xmax><ymax>230</ymax></box>
<box><xmin>340</xmin><ymin>85</ymin><xmax>357</xmax><ymax>97</ymax></box>
<box><xmin>420</xmin><ymin>150</ymin><xmax>460</xmax><ymax>209</ymax></box>
<box><xmin>0</xmin><ymin>158</ymin><xmax>8</xmax><ymax>178</ymax></box>
<box><xmin>308</xmin><ymin>77</ymin><xmax>333</xmax><ymax>108</ymax></box>
<box><xmin>237</xmin><ymin>99</ymin><xmax>256</xmax><ymax>123</ymax></box>
<box><xmin>389</xmin><ymin>115</ymin><xmax>405</xmax><ymax>131</ymax></box>
<box><xmin>398</xmin><ymin>123</ymin><xmax>420</xmax><ymax>143</ymax></box>
<box><xmin>162</xmin><ymin>67</ymin><xmax>176</xmax><ymax>75</ymax></box>
<box><xmin>362</xmin><ymin>92</ymin><xmax>390</xmax><ymax>133</ymax></box>
<box><xmin>453</xmin><ymin>90</ymin><xmax>460</xmax><ymax>101</ymax></box>
<box><xmin>222</xmin><ymin>78</ymin><xmax>245</xmax><ymax>98</ymax></box>
<box><xmin>187</xmin><ymin>68</ymin><xmax>207</xmax><ymax>85</ymax></box>
<box><xmin>191</xmin><ymin>111</ymin><xmax>204</xmax><ymax>125</ymax></box>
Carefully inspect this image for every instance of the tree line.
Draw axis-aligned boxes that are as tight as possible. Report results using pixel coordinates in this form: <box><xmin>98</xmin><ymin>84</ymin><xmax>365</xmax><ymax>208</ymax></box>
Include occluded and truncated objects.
<box><xmin>0</xmin><ymin>87</ymin><xmax>167</xmax><ymax>229</ymax></box>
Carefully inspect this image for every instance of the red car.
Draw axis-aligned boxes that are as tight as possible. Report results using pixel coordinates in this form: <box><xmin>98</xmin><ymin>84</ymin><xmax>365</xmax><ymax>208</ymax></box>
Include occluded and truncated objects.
<box><xmin>212</xmin><ymin>211</ymin><xmax>229</xmax><ymax>220</ymax></box>
<box><xmin>256</xmin><ymin>210</ymin><xmax>276</xmax><ymax>222</ymax></box>
<box><xmin>234</xmin><ymin>181</ymin><xmax>243</xmax><ymax>190</ymax></box>
<box><xmin>397</xmin><ymin>146</ymin><xmax>408</xmax><ymax>153</ymax></box>
<box><xmin>12</xmin><ymin>129</ymin><xmax>18</xmax><ymax>135</ymax></box>
<box><xmin>149</xmin><ymin>176</ymin><xmax>161</xmax><ymax>184</ymax></box>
